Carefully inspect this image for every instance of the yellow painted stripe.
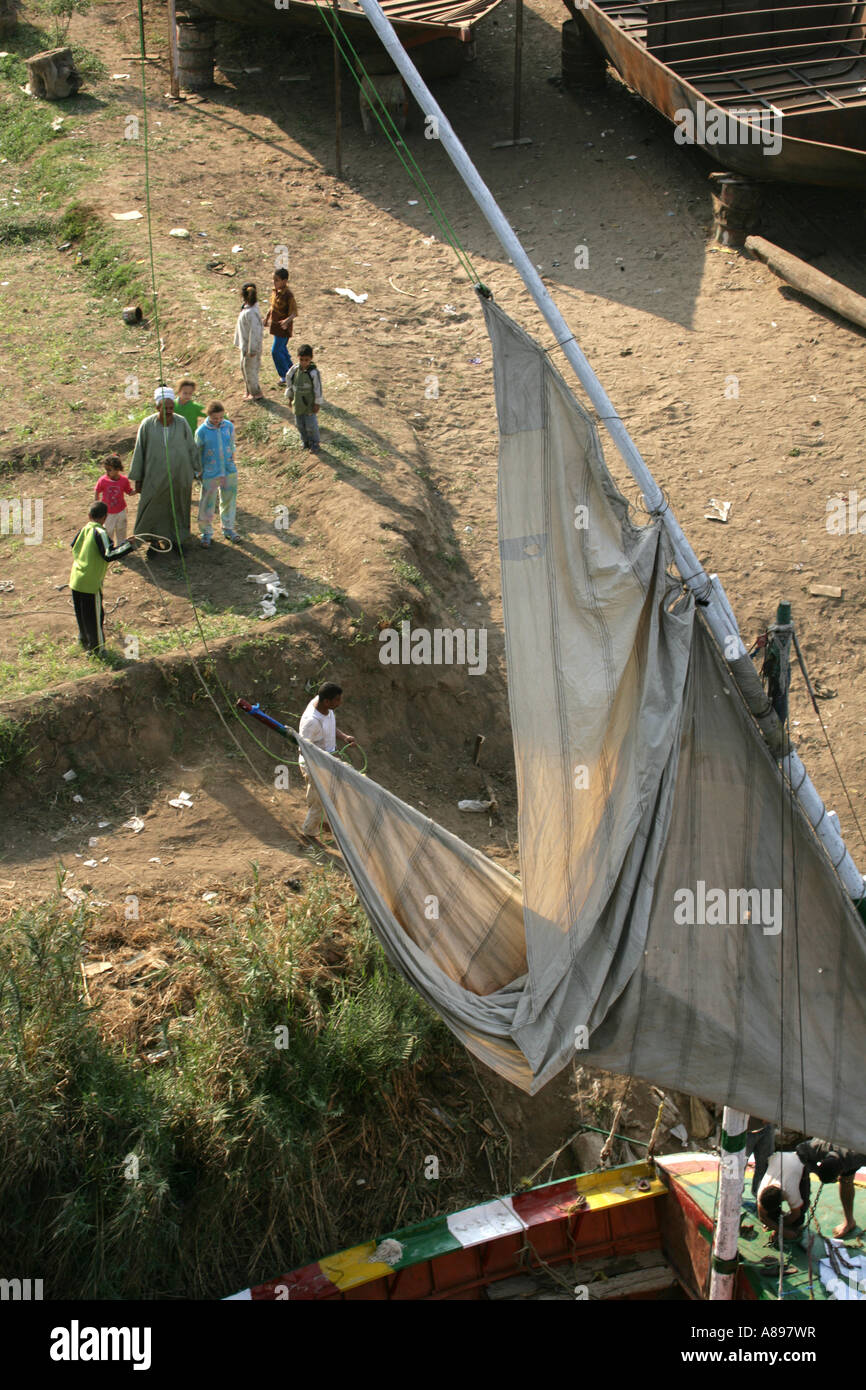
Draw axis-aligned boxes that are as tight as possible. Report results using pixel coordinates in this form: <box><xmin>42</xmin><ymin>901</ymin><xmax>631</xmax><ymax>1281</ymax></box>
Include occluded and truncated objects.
<box><xmin>584</xmin><ymin>1178</ymin><xmax>666</xmax><ymax>1210</ymax></box>
<box><xmin>319</xmin><ymin>1243</ymin><xmax>394</xmax><ymax>1291</ymax></box>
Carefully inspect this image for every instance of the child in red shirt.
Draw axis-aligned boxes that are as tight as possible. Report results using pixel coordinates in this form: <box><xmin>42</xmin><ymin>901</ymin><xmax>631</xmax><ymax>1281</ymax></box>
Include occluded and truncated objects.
<box><xmin>94</xmin><ymin>454</ymin><xmax>135</xmax><ymax>543</ymax></box>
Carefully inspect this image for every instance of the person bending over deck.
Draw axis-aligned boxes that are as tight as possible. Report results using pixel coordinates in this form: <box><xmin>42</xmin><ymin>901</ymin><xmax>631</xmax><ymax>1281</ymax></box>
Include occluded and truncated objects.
<box><xmin>796</xmin><ymin>1138</ymin><xmax>866</xmax><ymax>1239</ymax></box>
<box><xmin>756</xmin><ymin>1151</ymin><xmax>810</xmax><ymax>1239</ymax></box>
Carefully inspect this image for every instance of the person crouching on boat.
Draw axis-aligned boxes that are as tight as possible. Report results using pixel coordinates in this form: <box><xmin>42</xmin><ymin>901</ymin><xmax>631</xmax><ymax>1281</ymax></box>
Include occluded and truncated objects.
<box><xmin>796</xmin><ymin>1138</ymin><xmax>866</xmax><ymax>1239</ymax></box>
<box><xmin>756</xmin><ymin>1151</ymin><xmax>810</xmax><ymax>1238</ymax></box>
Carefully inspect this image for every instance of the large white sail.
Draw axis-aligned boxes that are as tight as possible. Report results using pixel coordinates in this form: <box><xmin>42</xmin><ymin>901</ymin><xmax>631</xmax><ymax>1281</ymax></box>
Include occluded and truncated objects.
<box><xmin>301</xmin><ymin>300</ymin><xmax>866</xmax><ymax>1146</ymax></box>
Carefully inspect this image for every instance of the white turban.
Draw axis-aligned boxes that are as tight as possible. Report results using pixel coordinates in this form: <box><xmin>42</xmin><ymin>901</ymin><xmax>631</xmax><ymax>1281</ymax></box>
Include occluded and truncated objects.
<box><xmin>154</xmin><ymin>386</ymin><xmax>175</xmax><ymax>403</ymax></box>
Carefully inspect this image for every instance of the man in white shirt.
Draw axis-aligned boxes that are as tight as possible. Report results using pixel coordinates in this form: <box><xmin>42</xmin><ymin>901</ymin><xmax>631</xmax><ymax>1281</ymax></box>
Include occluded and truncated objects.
<box><xmin>297</xmin><ymin>681</ymin><xmax>355</xmax><ymax>835</ymax></box>
<box><xmin>756</xmin><ymin>1151</ymin><xmax>811</xmax><ymax>1236</ymax></box>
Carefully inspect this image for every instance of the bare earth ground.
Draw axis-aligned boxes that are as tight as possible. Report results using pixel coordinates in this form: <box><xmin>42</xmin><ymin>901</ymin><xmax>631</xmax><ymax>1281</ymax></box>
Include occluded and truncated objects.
<box><xmin>2</xmin><ymin>0</ymin><xmax>866</xmax><ymax>1187</ymax></box>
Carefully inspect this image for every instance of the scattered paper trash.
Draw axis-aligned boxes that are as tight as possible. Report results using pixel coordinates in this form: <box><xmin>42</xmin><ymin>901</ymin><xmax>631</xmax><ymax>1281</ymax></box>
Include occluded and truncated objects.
<box><xmin>247</xmin><ymin>570</ymin><xmax>289</xmax><ymax>617</ymax></box>
<box><xmin>202</xmin><ymin>891</ymin><xmax>218</xmax><ymax>902</ymax></box>
<box><xmin>443</xmin><ymin>304</ymin><xmax>458</xmax><ymax>315</ymax></box>
<box><xmin>334</xmin><ymin>286</ymin><xmax>368</xmax><ymax>304</ymax></box>
<box><xmin>458</xmin><ymin>799</ymin><xmax>493</xmax><ymax>813</ymax></box>
<box><xmin>810</xmin><ymin>583</ymin><xmax>843</xmax><ymax>599</ymax></box>
<box><xmin>63</xmin><ymin>770</ymin><xmax>77</xmax><ymax>781</ymax></box>
<box><xmin>88</xmin><ymin>836</ymin><xmax>100</xmax><ymax>847</ymax></box>
<box><xmin>51</xmin><ymin>116</ymin><xmax>64</xmax><ymax>131</ymax></box>
<box><xmin>83</xmin><ymin>859</ymin><xmax>98</xmax><ymax>868</ymax></box>
<box><xmin>168</xmin><ymin>791</ymin><xmax>194</xmax><ymax>809</ymax></box>
<box><xmin>124</xmin><ymin>816</ymin><xmax>145</xmax><ymax>833</ymax></box>
<box><xmin>169</xmin><ymin>227</ymin><xmax>190</xmax><ymax>238</ymax></box>
<box><xmin>111</xmin><ymin>73</ymin><xmax>131</xmax><ymax>80</ymax></box>
<box><xmin>83</xmin><ymin>961</ymin><xmax>113</xmax><ymax>978</ymax></box>
<box><xmin>704</xmin><ymin>498</ymin><xmax>732</xmax><ymax>523</ymax></box>
<box><xmin>72</xmin><ymin>794</ymin><xmax>84</xmax><ymax>803</ymax></box>
<box><xmin>64</xmin><ymin>888</ymin><xmax>87</xmax><ymax>905</ymax></box>
<box><xmin>112</xmin><ymin>211</ymin><xmax>143</xmax><ymax>221</ymax></box>
<box><xmin>149</xmin><ymin>856</ymin><xmax>161</xmax><ymax>863</ymax></box>
<box><xmin>231</xmin><ymin>244</ymin><xmax>243</xmax><ymax>253</ymax></box>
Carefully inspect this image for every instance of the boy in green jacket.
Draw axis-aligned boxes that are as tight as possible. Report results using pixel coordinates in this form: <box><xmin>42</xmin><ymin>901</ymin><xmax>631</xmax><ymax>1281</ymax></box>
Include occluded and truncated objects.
<box><xmin>69</xmin><ymin>501</ymin><xmax>138</xmax><ymax>652</ymax></box>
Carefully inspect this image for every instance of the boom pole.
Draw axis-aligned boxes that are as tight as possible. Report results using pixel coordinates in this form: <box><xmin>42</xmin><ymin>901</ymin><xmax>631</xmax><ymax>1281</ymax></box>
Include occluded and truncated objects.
<box><xmin>354</xmin><ymin>0</ymin><xmax>865</xmax><ymax>914</ymax></box>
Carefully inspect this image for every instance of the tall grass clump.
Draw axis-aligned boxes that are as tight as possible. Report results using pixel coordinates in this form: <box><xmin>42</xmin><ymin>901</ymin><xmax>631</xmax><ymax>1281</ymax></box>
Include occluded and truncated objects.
<box><xmin>0</xmin><ymin>868</ymin><xmax>462</xmax><ymax>1298</ymax></box>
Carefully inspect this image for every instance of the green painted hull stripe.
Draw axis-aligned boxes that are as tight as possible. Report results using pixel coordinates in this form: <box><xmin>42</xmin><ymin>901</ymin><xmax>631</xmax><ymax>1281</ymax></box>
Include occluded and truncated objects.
<box><xmin>721</xmin><ymin>1129</ymin><xmax>747</xmax><ymax>1152</ymax></box>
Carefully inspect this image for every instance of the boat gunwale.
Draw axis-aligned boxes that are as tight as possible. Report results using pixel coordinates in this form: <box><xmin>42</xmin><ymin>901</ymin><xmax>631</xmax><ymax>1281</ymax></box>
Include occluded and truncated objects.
<box><xmin>564</xmin><ymin>0</ymin><xmax>866</xmax><ymax>181</ymax></box>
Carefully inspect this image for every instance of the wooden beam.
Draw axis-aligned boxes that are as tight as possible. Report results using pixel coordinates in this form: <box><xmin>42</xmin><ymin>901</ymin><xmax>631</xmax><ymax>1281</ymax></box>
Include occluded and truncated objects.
<box><xmin>745</xmin><ymin>235</ymin><xmax>866</xmax><ymax>332</ymax></box>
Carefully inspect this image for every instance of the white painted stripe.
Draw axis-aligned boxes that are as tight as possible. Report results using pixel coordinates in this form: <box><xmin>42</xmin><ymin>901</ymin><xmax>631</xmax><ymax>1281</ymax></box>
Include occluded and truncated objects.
<box><xmin>446</xmin><ymin>1196</ymin><xmax>525</xmax><ymax>1248</ymax></box>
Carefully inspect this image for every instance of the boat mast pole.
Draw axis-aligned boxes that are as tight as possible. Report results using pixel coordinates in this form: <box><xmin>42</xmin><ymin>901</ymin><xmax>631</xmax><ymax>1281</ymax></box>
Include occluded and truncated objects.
<box><xmin>354</xmin><ymin>0</ymin><xmax>866</xmax><ymax>913</ymax></box>
<box><xmin>709</xmin><ymin>1108</ymin><xmax>749</xmax><ymax>1300</ymax></box>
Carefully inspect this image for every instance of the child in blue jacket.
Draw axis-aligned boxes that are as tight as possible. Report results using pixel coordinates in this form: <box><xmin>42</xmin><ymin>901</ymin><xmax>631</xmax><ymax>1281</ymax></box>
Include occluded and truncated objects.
<box><xmin>194</xmin><ymin>402</ymin><xmax>239</xmax><ymax>546</ymax></box>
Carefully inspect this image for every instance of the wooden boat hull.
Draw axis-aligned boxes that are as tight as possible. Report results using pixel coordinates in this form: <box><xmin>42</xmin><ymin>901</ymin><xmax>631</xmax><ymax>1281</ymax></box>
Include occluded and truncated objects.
<box><xmin>187</xmin><ymin>0</ymin><xmax>501</xmax><ymax>47</ymax></box>
<box><xmin>567</xmin><ymin>0</ymin><xmax>866</xmax><ymax>188</ymax></box>
<box><xmin>227</xmin><ymin>1155</ymin><xmax>866</xmax><ymax>1299</ymax></box>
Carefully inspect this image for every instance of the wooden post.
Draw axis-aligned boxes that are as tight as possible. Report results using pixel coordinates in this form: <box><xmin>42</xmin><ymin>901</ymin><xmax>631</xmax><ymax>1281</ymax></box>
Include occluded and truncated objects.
<box><xmin>167</xmin><ymin>0</ymin><xmax>181</xmax><ymax>99</ymax></box>
<box><xmin>333</xmin><ymin>0</ymin><xmax>343</xmax><ymax>179</ymax></box>
<box><xmin>746</xmin><ymin>234</ymin><xmax>866</xmax><ymax>333</ymax></box>
<box><xmin>512</xmin><ymin>0</ymin><xmax>523</xmax><ymax>144</ymax></box>
<box><xmin>492</xmin><ymin>0</ymin><xmax>531</xmax><ymax>148</ymax></box>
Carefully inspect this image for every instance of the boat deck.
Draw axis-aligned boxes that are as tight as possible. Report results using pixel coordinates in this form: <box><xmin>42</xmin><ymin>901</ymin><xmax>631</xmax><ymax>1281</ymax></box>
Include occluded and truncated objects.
<box><xmin>594</xmin><ymin>0</ymin><xmax>866</xmax><ymax>116</ymax></box>
<box><xmin>658</xmin><ymin>1154</ymin><xmax>866</xmax><ymax>1300</ymax></box>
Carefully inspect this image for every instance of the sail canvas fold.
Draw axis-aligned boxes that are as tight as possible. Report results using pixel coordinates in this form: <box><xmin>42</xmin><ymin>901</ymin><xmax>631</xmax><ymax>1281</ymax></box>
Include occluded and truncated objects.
<box><xmin>301</xmin><ymin>301</ymin><xmax>866</xmax><ymax>1145</ymax></box>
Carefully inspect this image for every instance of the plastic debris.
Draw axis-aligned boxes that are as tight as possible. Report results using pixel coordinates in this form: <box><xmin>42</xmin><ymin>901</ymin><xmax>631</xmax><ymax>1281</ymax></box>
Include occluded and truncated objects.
<box><xmin>64</xmin><ymin>887</ymin><xmax>87</xmax><ymax>905</ymax></box>
<box><xmin>98</xmin><ymin>820</ymin><xmax>111</xmax><ymax>829</ymax></box>
<box><xmin>88</xmin><ymin>836</ymin><xmax>100</xmax><ymax>847</ymax></box>
<box><xmin>168</xmin><ymin>791</ymin><xmax>194</xmax><ymax>809</ymax></box>
<box><xmin>83</xmin><ymin>859</ymin><xmax>98</xmax><ymax>868</ymax></box>
<box><xmin>149</xmin><ymin>856</ymin><xmax>161</xmax><ymax>863</ymax></box>
<box><xmin>443</xmin><ymin>304</ymin><xmax>458</xmax><ymax>315</ymax></box>
<box><xmin>83</xmin><ymin>961</ymin><xmax>113</xmax><ymax>978</ymax></box>
<box><xmin>334</xmin><ymin>286</ymin><xmax>368</xmax><ymax>304</ymax></box>
<box><xmin>231</xmin><ymin>244</ymin><xmax>243</xmax><ymax>253</ymax></box>
<box><xmin>458</xmin><ymin>799</ymin><xmax>494</xmax><ymax>813</ymax></box>
<box><xmin>63</xmin><ymin>769</ymin><xmax>77</xmax><ymax>781</ymax></box>
<box><xmin>124</xmin><ymin>816</ymin><xmax>145</xmax><ymax>833</ymax></box>
<box><xmin>704</xmin><ymin>498</ymin><xmax>732</xmax><ymax>523</ymax></box>
<box><xmin>247</xmin><ymin>570</ymin><xmax>289</xmax><ymax>617</ymax></box>
<box><xmin>468</xmin><ymin>356</ymin><xmax>482</xmax><ymax>365</ymax></box>
<box><xmin>112</xmin><ymin>211</ymin><xmax>143</xmax><ymax>220</ymax></box>
<box><xmin>72</xmin><ymin>794</ymin><xmax>84</xmax><ymax>803</ymax></box>
<box><xmin>51</xmin><ymin>116</ymin><xmax>64</xmax><ymax>131</ymax></box>
<box><xmin>111</xmin><ymin>73</ymin><xmax>131</xmax><ymax>79</ymax></box>
<box><xmin>408</xmin><ymin>199</ymin><xmax>419</xmax><ymax>205</ymax></box>
<box><xmin>202</xmin><ymin>891</ymin><xmax>218</xmax><ymax>902</ymax></box>
<box><xmin>0</xmin><ymin>579</ymin><xmax>14</xmax><ymax>592</ymax></box>
<box><xmin>169</xmin><ymin>228</ymin><xmax>190</xmax><ymax>238</ymax></box>
<box><xmin>669</xmin><ymin>1123</ymin><xmax>689</xmax><ymax>1144</ymax></box>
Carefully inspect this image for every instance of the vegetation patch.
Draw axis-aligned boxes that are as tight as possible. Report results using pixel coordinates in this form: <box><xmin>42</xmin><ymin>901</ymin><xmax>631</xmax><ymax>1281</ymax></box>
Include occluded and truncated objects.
<box><xmin>0</xmin><ymin>869</ymin><xmax>469</xmax><ymax>1298</ymax></box>
<box><xmin>57</xmin><ymin>204</ymin><xmax>152</xmax><ymax>310</ymax></box>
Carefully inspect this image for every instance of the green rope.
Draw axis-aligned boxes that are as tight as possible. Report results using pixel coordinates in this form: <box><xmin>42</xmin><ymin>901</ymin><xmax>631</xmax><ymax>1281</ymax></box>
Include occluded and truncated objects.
<box><xmin>312</xmin><ymin>0</ymin><xmax>484</xmax><ymax>288</ymax></box>
<box><xmin>132</xmin><ymin>1</ymin><xmax>302</xmax><ymax>776</ymax></box>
